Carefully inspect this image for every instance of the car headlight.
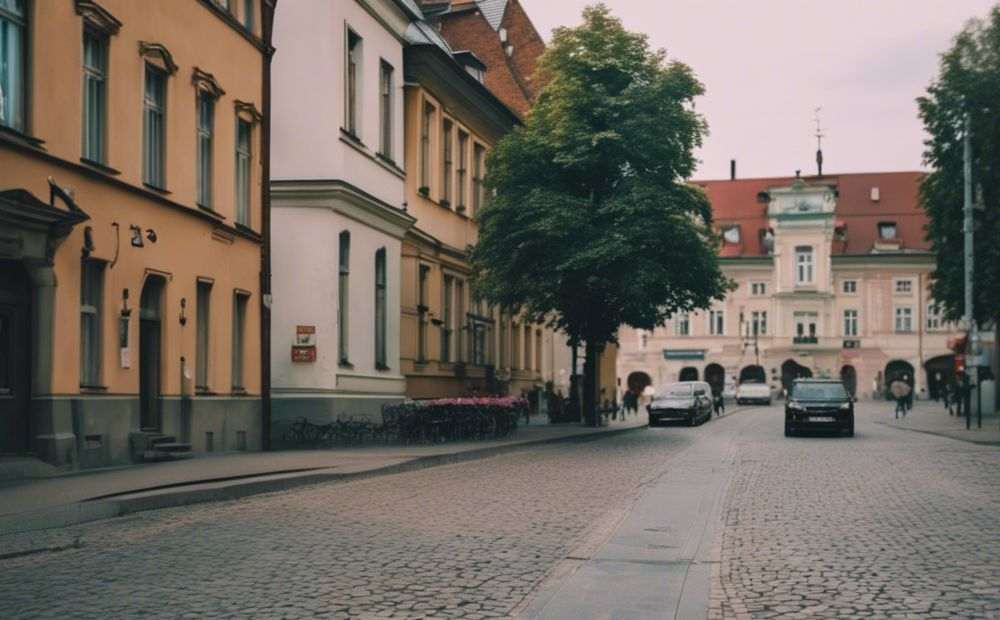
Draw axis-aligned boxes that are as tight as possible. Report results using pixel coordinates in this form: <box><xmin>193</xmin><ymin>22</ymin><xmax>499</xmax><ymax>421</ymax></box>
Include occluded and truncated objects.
<box><xmin>787</xmin><ymin>400</ymin><xmax>803</xmax><ymax>410</ymax></box>
<box><xmin>839</xmin><ymin>401</ymin><xmax>852</xmax><ymax>410</ymax></box>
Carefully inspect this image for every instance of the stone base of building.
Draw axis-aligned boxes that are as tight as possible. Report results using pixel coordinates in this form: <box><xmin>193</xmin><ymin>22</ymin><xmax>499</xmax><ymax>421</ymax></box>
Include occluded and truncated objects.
<box><xmin>270</xmin><ymin>392</ymin><xmax>405</xmax><ymax>447</ymax></box>
<box><xmin>29</xmin><ymin>395</ymin><xmax>262</xmax><ymax>470</ymax></box>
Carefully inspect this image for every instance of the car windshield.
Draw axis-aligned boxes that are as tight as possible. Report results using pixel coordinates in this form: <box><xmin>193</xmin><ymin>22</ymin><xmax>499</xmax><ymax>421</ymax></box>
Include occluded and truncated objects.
<box><xmin>792</xmin><ymin>382</ymin><xmax>849</xmax><ymax>400</ymax></box>
<box><xmin>656</xmin><ymin>384</ymin><xmax>693</xmax><ymax>398</ymax></box>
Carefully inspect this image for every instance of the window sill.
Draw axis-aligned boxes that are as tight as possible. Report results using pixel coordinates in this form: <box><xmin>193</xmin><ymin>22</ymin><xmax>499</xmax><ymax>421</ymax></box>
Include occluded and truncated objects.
<box><xmin>0</xmin><ymin>124</ymin><xmax>45</xmax><ymax>148</ymax></box>
<box><xmin>231</xmin><ymin>387</ymin><xmax>248</xmax><ymax>396</ymax></box>
<box><xmin>375</xmin><ymin>363</ymin><xmax>390</xmax><ymax>372</ymax></box>
<box><xmin>143</xmin><ymin>182</ymin><xmax>170</xmax><ymax>195</ymax></box>
<box><xmin>375</xmin><ymin>153</ymin><xmax>406</xmax><ymax>179</ymax></box>
<box><xmin>195</xmin><ymin>387</ymin><xmax>215</xmax><ymax>396</ymax></box>
<box><xmin>339</xmin><ymin>361</ymin><xmax>354</xmax><ymax>370</ymax></box>
<box><xmin>340</xmin><ymin>128</ymin><xmax>368</xmax><ymax>150</ymax></box>
<box><xmin>80</xmin><ymin>158</ymin><xmax>120</xmax><ymax>176</ymax></box>
<box><xmin>198</xmin><ymin>204</ymin><xmax>225</xmax><ymax>221</ymax></box>
<box><xmin>79</xmin><ymin>384</ymin><xmax>108</xmax><ymax>393</ymax></box>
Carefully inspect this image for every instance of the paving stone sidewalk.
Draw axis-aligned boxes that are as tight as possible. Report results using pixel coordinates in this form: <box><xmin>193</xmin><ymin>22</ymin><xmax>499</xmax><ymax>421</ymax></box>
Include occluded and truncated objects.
<box><xmin>874</xmin><ymin>398</ymin><xmax>1000</xmax><ymax>445</ymax></box>
<box><xmin>0</xmin><ymin>414</ymin><xmax>646</xmax><ymax>535</ymax></box>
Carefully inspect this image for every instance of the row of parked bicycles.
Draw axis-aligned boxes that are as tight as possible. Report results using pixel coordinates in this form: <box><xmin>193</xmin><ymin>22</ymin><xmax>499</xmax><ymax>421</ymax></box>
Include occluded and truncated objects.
<box><xmin>281</xmin><ymin>397</ymin><xmax>528</xmax><ymax>446</ymax></box>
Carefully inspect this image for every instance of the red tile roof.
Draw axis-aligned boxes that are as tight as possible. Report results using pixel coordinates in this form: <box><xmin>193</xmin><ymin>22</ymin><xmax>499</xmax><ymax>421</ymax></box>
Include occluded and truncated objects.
<box><xmin>694</xmin><ymin>171</ymin><xmax>928</xmax><ymax>257</ymax></box>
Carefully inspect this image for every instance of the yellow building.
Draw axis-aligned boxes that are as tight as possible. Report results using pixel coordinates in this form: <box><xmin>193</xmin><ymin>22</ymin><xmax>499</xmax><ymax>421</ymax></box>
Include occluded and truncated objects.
<box><xmin>0</xmin><ymin>0</ymin><xmax>274</xmax><ymax>468</ymax></box>
<box><xmin>400</xmin><ymin>24</ymin><xmax>546</xmax><ymax>398</ymax></box>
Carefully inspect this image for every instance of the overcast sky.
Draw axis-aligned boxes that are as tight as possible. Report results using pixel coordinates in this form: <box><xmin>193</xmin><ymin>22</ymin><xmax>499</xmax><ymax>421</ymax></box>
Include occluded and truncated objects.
<box><xmin>519</xmin><ymin>0</ymin><xmax>996</xmax><ymax>180</ymax></box>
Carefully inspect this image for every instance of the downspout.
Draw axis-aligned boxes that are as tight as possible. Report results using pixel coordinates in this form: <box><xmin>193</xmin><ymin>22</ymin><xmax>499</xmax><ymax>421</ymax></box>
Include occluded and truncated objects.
<box><xmin>260</xmin><ymin>0</ymin><xmax>277</xmax><ymax>451</ymax></box>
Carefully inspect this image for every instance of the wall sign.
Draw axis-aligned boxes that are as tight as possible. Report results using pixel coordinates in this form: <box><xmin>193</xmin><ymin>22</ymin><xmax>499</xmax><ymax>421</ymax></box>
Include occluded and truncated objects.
<box><xmin>292</xmin><ymin>325</ymin><xmax>317</xmax><ymax>363</ymax></box>
<box><xmin>663</xmin><ymin>349</ymin><xmax>706</xmax><ymax>360</ymax></box>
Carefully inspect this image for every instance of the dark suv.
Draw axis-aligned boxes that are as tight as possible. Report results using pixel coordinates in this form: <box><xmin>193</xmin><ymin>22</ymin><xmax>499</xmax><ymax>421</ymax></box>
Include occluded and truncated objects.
<box><xmin>784</xmin><ymin>379</ymin><xmax>854</xmax><ymax>437</ymax></box>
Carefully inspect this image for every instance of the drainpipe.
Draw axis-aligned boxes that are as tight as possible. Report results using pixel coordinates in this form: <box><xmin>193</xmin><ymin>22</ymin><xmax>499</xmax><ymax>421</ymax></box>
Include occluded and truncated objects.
<box><xmin>260</xmin><ymin>1</ymin><xmax>277</xmax><ymax>450</ymax></box>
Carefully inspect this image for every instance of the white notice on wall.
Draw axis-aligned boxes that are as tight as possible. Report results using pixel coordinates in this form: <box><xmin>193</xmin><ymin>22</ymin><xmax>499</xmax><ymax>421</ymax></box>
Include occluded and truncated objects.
<box><xmin>120</xmin><ymin>348</ymin><xmax>131</xmax><ymax>369</ymax></box>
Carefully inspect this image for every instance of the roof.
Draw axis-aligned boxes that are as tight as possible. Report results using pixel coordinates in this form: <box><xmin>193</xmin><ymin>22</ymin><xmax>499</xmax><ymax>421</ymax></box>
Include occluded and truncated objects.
<box><xmin>476</xmin><ymin>0</ymin><xmax>507</xmax><ymax>30</ymax></box>
<box><xmin>392</xmin><ymin>0</ymin><xmax>424</xmax><ymax>20</ymax></box>
<box><xmin>693</xmin><ymin>171</ymin><xmax>928</xmax><ymax>258</ymax></box>
<box><xmin>404</xmin><ymin>19</ymin><xmax>454</xmax><ymax>55</ymax></box>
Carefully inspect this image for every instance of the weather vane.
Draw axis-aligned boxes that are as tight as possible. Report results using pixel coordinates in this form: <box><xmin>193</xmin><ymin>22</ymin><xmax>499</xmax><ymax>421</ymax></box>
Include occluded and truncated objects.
<box><xmin>814</xmin><ymin>106</ymin><xmax>824</xmax><ymax>176</ymax></box>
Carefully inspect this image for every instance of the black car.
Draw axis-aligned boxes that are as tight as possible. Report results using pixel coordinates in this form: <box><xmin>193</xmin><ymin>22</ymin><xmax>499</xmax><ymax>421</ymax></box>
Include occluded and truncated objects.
<box><xmin>784</xmin><ymin>379</ymin><xmax>854</xmax><ymax>437</ymax></box>
<box><xmin>647</xmin><ymin>381</ymin><xmax>714</xmax><ymax>426</ymax></box>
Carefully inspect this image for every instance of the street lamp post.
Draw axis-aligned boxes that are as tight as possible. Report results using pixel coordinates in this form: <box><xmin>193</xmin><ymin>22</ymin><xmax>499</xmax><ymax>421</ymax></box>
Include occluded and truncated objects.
<box><xmin>962</xmin><ymin>112</ymin><xmax>977</xmax><ymax>429</ymax></box>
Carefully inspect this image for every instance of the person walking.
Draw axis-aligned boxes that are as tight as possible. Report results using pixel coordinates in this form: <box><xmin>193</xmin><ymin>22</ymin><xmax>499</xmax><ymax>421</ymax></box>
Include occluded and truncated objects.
<box><xmin>713</xmin><ymin>392</ymin><xmax>725</xmax><ymax>417</ymax></box>
<box><xmin>890</xmin><ymin>377</ymin><xmax>911</xmax><ymax>419</ymax></box>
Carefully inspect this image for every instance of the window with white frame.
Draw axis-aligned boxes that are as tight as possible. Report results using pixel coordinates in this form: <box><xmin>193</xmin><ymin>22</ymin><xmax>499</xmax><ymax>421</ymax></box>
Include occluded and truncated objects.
<box><xmin>231</xmin><ymin>292</ymin><xmax>249</xmax><ymax>390</ymax></box>
<box><xmin>751</xmin><ymin>282</ymin><xmax>767</xmax><ymax>296</ymax></box>
<box><xmin>338</xmin><ymin>231</ymin><xmax>350</xmax><ymax>364</ymax></box>
<box><xmin>82</xmin><ymin>28</ymin><xmax>108</xmax><ymax>163</ymax></box>
<box><xmin>441</xmin><ymin>119</ymin><xmax>452</xmax><ymax>204</ymax></box>
<box><xmin>242</xmin><ymin>0</ymin><xmax>254</xmax><ymax>31</ymax></box>
<box><xmin>441</xmin><ymin>275</ymin><xmax>454</xmax><ymax>363</ymax></box>
<box><xmin>472</xmin><ymin>143</ymin><xmax>485</xmax><ymax>215</ymax></box>
<box><xmin>751</xmin><ymin>311</ymin><xmax>767</xmax><ymax>336</ymax></box>
<box><xmin>378</xmin><ymin>61</ymin><xmax>393</xmax><ymax>159</ymax></box>
<box><xmin>794</xmin><ymin>312</ymin><xmax>818</xmax><ymax>340</ymax></box>
<box><xmin>196</xmin><ymin>280</ymin><xmax>212</xmax><ymax>390</ymax></box>
<box><xmin>417</xmin><ymin>264</ymin><xmax>429</xmax><ymax>362</ymax></box>
<box><xmin>0</xmin><ymin>0</ymin><xmax>26</xmax><ymax>132</ymax></box>
<box><xmin>345</xmin><ymin>29</ymin><xmax>361</xmax><ymax>136</ymax></box>
<box><xmin>894</xmin><ymin>279</ymin><xmax>913</xmax><ymax>294</ymax></box>
<box><xmin>676</xmin><ymin>313</ymin><xmax>690</xmax><ymax>336</ymax></box>
<box><xmin>894</xmin><ymin>306</ymin><xmax>913</xmax><ymax>333</ymax></box>
<box><xmin>795</xmin><ymin>246</ymin><xmax>814</xmax><ymax>285</ymax></box>
<box><xmin>456</xmin><ymin>130</ymin><xmax>469</xmax><ymax>211</ymax></box>
<box><xmin>142</xmin><ymin>64</ymin><xmax>167</xmax><ymax>188</ymax></box>
<box><xmin>80</xmin><ymin>260</ymin><xmax>104</xmax><ymax>386</ymax></box>
<box><xmin>374</xmin><ymin>248</ymin><xmax>387</xmax><ymax>369</ymax></box>
<box><xmin>420</xmin><ymin>102</ymin><xmax>433</xmax><ymax>191</ymax></box>
<box><xmin>843</xmin><ymin>309</ymin><xmax>858</xmax><ymax>337</ymax></box>
<box><xmin>926</xmin><ymin>302</ymin><xmax>944</xmax><ymax>331</ymax></box>
<box><xmin>235</xmin><ymin>118</ymin><xmax>252</xmax><ymax>226</ymax></box>
<box><xmin>196</xmin><ymin>90</ymin><xmax>215</xmax><ymax>208</ymax></box>
<box><xmin>842</xmin><ymin>279</ymin><xmax>857</xmax><ymax>294</ymax></box>
<box><xmin>709</xmin><ymin>310</ymin><xmax>724</xmax><ymax>336</ymax></box>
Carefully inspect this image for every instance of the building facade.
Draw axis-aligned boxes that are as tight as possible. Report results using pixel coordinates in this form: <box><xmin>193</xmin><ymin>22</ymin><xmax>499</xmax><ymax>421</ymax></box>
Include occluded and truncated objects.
<box><xmin>269</xmin><ymin>0</ymin><xmax>418</xmax><ymax>431</ymax></box>
<box><xmin>0</xmin><ymin>0</ymin><xmax>274</xmax><ymax>468</ymax></box>
<box><xmin>618</xmin><ymin>171</ymin><xmax>964</xmax><ymax>401</ymax></box>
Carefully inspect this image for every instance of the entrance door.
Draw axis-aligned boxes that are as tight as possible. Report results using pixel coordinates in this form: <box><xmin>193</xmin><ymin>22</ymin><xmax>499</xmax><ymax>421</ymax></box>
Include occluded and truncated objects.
<box><xmin>0</xmin><ymin>261</ymin><xmax>31</xmax><ymax>453</ymax></box>
<box><xmin>139</xmin><ymin>277</ymin><xmax>164</xmax><ymax>431</ymax></box>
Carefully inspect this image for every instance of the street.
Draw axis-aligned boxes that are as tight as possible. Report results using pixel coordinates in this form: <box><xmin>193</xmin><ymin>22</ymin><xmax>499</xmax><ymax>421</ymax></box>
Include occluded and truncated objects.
<box><xmin>2</xmin><ymin>402</ymin><xmax>999</xmax><ymax>619</ymax></box>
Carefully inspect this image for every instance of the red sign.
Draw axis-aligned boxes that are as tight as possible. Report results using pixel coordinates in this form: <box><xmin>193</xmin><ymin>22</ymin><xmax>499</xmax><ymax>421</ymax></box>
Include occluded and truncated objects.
<box><xmin>954</xmin><ymin>353</ymin><xmax>965</xmax><ymax>375</ymax></box>
<box><xmin>292</xmin><ymin>346</ymin><xmax>316</xmax><ymax>363</ymax></box>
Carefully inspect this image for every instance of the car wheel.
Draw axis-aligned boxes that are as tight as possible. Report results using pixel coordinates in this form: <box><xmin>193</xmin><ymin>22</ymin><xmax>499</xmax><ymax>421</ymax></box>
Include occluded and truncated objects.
<box><xmin>845</xmin><ymin>423</ymin><xmax>855</xmax><ymax>437</ymax></box>
<box><xmin>784</xmin><ymin>421</ymin><xmax>794</xmax><ymax>437</ymax></box>
<box><xmin>647</xmin><ymin>416</ymin><xmax>655</xmax><ymax>427</ymax></box>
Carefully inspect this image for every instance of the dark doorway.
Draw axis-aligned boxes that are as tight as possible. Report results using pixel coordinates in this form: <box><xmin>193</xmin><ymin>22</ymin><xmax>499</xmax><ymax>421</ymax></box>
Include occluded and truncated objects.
<box><xmin>627</xmin><ymin>371</ymin><xmax>652</xmax><ymax>394</ymax></box>
<box><xmin>704</xmin><ymin>363</ymin><xmax>725</xmax><ymax>396</ymax></box>
<box><xmin>679</xmin><ymin>366</ymin><xmax>699</xmax><ymax>382</ymax></box>
<box><xmin>840</xmin><ymin>365</ymin><xmax>858</xmax><ymax>398</ymax></box>
<box><xmin>780</xmin><ymin>359</ymin><xmax>812</xmax><ymax>394</ymax></box>
<box><xmin>139</xmin><ymin>276</ymin><xmax>165</xmax><ymax>431</ymax></box>
<box><xmin>924</xmin><ymin>355</ymin><xmax>955</xmax><ymax>400</ymax></box>
<box><xmin>0</xmin><ymin>261</ymin><xmax>31</xmax><ymax>453</ymax></box>
<box><xmin>884</xmin><ymin>360</ymin><xmax>914</xmax><ymax>399</ymax></box>
<box><xmin>739</xmin><ymin>364</ymin><xmax>766</xmax><ymax>384</ymax></box>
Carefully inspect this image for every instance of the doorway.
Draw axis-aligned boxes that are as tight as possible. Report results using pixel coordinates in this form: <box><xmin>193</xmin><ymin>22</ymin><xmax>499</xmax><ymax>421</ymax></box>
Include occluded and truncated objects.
<box><xmin>139</xmin><ymin>276</ymin><xmax>165</xmax><ymax>431</ymax></box>
<box><xmin>0</xmin><ymin>261</ymin><xmax>31</xmax><ymax>453</ymax></box>
<box><xmin>679</xmin><ymin>366</ymin><xmax>699</xmax><ymax>382</ymax></box>
<box><xmin>840</xmin><ymin>365</ymin><xmax>858</xmax><ymax>398</ymax></box>
<box><xmin>704</xmin><ymin>363</ymin><xmax>725</xmax><ymax>396</ymax></box>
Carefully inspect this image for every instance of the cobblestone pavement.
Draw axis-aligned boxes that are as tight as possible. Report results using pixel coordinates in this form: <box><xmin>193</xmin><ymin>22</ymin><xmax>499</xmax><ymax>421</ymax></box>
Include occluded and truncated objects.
<box><xmin>711</xmin><ymin>402</ymin><xmax>1000</xmax><ymax>619</ymax></box>
<box><xmin>0</xmin><ymin>417</ymin><xmax>688</xmax><ymax>620</ymax></box>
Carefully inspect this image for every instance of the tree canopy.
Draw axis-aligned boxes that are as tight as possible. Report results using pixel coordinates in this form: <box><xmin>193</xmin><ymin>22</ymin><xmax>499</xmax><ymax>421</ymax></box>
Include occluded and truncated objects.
<box><xmin>918</xmin><ymin>6</ymin><xmax>1000</xmax><ymax>326</ymax></box>
<box><xmin>471</xmin><ymin>4</ymin><xmax>730</xmax><ymax>349</ymax></box>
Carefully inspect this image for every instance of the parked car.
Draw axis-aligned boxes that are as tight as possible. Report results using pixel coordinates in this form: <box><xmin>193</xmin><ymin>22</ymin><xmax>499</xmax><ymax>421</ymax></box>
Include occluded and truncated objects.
<box><xmin>784</xmin><ymin>379</ymin><xmax>854</xmax><ymax>437</ymax></box>
<box><xmin>647</xmin><ymin>381</ymin><xmax>713</xmax><ymax>426</ymax></box>
<box><xmin>736</xmin><ymin>381</ymin><xmax>772</xmax><ymax>405</ymax></box>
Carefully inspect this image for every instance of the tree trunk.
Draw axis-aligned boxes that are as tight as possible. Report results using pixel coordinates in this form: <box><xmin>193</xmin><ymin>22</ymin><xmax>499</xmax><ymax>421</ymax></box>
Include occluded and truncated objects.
<box><xmin>583</xmin><ymin>340</ymin><xmax>601</xmax><ymax>427</ymax></box>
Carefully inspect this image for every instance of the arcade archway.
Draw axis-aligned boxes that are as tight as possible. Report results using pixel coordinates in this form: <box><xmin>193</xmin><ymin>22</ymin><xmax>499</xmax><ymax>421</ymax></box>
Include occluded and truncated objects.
<box><xmin>924</xmin><ymin>355</ymin><xmax>955</xmax><ymax>400</ymax></box>
<box><xmin>626</xmin><ymin>371</ymin><xmax>652</xmax><ymax>394</ymax></box>
<box><xmin>780</xmin><ymin>359</ymin><xmax>813</xmax><ymax>393</ymax></box>
<box><xmin>840</xmin><ymin>365</ymin><xmax>858</xmax><ymax>398</ymax></box>
<box><xmin>705</xmin><ymin>363</ymin><xmax>725</xmax><ymax>396</ymax></box>
<box><xmin>739</xmin><ymin>364</ymin><xmax>766</xmax><ymax>384</ymax></box>
<box><xmin>679</xmin><ymin>366</ymin><xmax>699</xmax><ymax>382</ymax></box>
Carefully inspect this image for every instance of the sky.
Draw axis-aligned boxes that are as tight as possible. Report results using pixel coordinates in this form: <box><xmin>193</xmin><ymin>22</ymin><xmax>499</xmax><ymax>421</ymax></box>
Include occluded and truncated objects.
<box><xmin>519</xmin><ymin>0</ymin><xmax>997</xmax><ymax>180</ymax></box>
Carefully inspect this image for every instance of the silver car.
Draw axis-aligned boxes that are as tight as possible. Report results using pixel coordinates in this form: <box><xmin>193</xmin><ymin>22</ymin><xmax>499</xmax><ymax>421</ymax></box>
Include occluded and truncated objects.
<box><xmin>647</xmin><ymin>381</ymin><xmax>713</xmax><ymax>426</ymax></box>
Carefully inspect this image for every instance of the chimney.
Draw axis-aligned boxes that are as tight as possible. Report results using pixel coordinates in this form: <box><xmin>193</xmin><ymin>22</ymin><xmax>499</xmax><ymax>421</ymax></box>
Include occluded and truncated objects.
<box><xmin>730</xmin><ymin>159</ymin><xmax>736</xmax><ymax>181</ymax></box>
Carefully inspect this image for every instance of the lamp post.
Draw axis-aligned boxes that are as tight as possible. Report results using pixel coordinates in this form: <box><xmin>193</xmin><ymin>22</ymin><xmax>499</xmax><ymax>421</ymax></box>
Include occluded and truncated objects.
<box><xmin>962</xmin><ymin>111</ymin><xmax>977</xmax><ymax>429</ymax></box>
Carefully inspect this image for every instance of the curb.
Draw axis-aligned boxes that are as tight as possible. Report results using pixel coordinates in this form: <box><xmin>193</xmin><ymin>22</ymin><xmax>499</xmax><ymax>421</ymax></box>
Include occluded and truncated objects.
<box><xmin>0</xmin><ymin>423</ymin><xmax>648</xmax><ymax>536</ymax></box>
<box><xmin>874</xmin><ymin>420</ymin><xmax>1000</xmax><ymax>446</ymax></box>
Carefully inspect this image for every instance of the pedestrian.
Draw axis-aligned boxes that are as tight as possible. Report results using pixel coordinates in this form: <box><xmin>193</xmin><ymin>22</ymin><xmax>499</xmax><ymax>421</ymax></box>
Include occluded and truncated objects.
<box><xmin>713</xmin><ymin>392</ymin><xmax>725</xmax><ymax>416</ymax></box>
<box><xmin>943</xmin><ymin>381</ymin><xmax>952</xmax><ymax>414</ymax></box>
<box><xmin>933</xmin><ymin>372</ymin><xmax>943</xmax><ymax>402</ymax></box>
<box><xmin>890</xmin><ymin>377</ymin><xmax>911</xmax><ymax>419</ymax></box>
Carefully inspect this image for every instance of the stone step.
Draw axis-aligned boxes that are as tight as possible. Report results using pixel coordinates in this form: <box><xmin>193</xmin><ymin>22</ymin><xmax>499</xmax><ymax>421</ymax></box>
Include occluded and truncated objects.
<box><xmin>148</xmin><ymin>435</ymin><xmax>178</xmax><ymax>447</ymax></box>
<box><xmin>152</xmin><ymin>442</ymin><xmax>191</xmax><ymax>453</ymax></box>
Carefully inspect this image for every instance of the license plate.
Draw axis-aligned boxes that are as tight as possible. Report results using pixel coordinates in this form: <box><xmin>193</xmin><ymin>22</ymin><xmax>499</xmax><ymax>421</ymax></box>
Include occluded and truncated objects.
<box><xmin>809</xmin><ymin>416</ymin><xmax>835</xmax><ymax>423</ymax></box>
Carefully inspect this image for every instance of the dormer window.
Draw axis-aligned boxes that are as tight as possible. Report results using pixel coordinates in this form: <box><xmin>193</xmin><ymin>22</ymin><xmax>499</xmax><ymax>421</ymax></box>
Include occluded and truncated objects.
<box><xmin>878</xmin><ymin>222</ymin><xmax>897</xmax><ymax>240</ymax></box>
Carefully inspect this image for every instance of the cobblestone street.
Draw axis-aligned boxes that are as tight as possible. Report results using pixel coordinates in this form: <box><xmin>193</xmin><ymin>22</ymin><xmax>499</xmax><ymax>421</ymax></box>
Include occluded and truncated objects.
<box><xmin>2</xmin><ymin>403</ymin><xmax>999</xmax><ymax>619</ymax></box>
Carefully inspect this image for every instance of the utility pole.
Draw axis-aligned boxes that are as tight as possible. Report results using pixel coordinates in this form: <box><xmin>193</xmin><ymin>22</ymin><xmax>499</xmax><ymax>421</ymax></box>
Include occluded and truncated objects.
<box><xmin>963</xmin><ymin>112</ymin><xmax>976</xmax><ymax>430</ymax></box>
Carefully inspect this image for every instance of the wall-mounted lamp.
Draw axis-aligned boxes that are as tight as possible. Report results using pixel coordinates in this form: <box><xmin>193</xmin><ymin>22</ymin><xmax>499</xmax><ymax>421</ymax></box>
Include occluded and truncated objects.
<box><xmin>82</xmin><ymin>226</ymin><xmax>95</xmax><ymax>258</ymax></box>
<box><xmin>179</xmin><ymin>297</ymin><xmax>187</xmax><ymax>326</ymax></box>
<box><xmin>130</xmin><ymin>225</ymin><xmax>144</xmax><ymax>247</ymax></box>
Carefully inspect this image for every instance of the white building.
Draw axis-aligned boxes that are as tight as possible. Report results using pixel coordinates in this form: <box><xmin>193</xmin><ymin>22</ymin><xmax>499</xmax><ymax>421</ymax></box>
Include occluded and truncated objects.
<box><xmin>270</xmin><ymin>0</ymin><xmax>419</xmax><ymax>433</ymax></box>
<box><xmin>618</xmin><ymin>171</ymin><xmax>968</xmax><ymax>402</ymax></box>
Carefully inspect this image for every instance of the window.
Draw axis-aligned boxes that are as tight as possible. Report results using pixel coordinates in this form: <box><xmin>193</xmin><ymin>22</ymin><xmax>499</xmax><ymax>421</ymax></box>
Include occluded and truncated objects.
<box><xmin>927</xmin><ymin>302</ymin><xmax>944</xmax><ymax>331</ymax></box>
<box><xmin>441</xmin><ymin>275</ymin><xmax>453</xmax><ymax>363</ymax></box>
<box><xmin>0</xmin><ymin>0</ymin><xmax>26</xmax><ymax>131</ymax></box>
<box><xmin>196</xmin><ymin>280</ymin><xmax>212</xmax><ymax>390</ymax></box>
<box><xmin>709</xmin><ymin>310</ymin><xmax>724</xmax><ymax>336</ymax></box>
<box><xmin>80</xmin><ymin>260</ymin><xmax>104</xmax><ymax>386</ymax></box>
<box><xmin>751</xmin><ymin>282</ymin><xmax>767</xmax><ymax>296</ymax></box>
<box><xmin>82</xmin><ymin>29</ymin><xmax>108</xmax><ymax>163</ymax></box>
<box><xmin>455</xmin><ymin>279</ymin><xmax>465</xmax><ymax>362</ymax></box>
<box><xmin>242</xmin><ymin>0</ymin><xmax>254</xmax><ymax>30</ymax></box>
<box><xmin>842</xmin><ymin>280</ymin><xmax>857</xmax><ymax>294</ymax></box>
<box><xmin>895</xmin><ymin>307</ymin><xmax>913</xmax><ymax>333</ymax></box>
<box><xmin>420</xmin><ymin>102</ymin><xmax>433</xmax><ymax>191</ymax></box>
<box><xmin>843</xmin><ymin>309</ymin><xmax>858</xmax><ymax>337</ymax></box>
<box><xmin>639</xmin><ymin>331</ymin><xmax>648</xmax><ymax>349</ymax></box>
<box><xmin>456</xmin><ymin>130</ymin><xmax>469</xmax><ymax>211</ymax></box>
<box><xmin>142</xmin><ymin>64</ymin><xmax>167</xmax><ymax>188</ymax></box>
<box><xmin>374</xmin><ymin>248</ymin><xmax>387</xmax><ymax>369</ymax></box>
<box><xmin>878</xmin><ymin>222</ymin><xmax>897</xmax><ymax>240</ymax></box>
<box><xmin>795</xmin><ymin>246</ymin><xmax>814</xmax><ymax>285</ymax></box>
<box><xmin>472</xmin><ymin>144</ymin><xmax>485</xmax><ymax>215</ymax></box>
<box><xmin>523</xmin><ymin>322</ymin><xmax>531</xmax><ymax>370</ymax></box>
<box><xmin>338</xmin><ymin>231</ymin><xmax>350</xmax><ymax>364</ymax></box>
<box><xmin>511</xmin><ymin>322</ymin><xmax>520</xmax><ymax>370</ymax></box>
<box><xmin>378</xmin><ymin>61</ymin><xmax>393</xmax><ymax>158</ymax></box>
<box><xmin>894</xmin><ymin>279</ymin><xmax>913</xmax><ymax>294</ymax></box>
<box><xmin>794</xmin><ymin>312</ymin><xmax>818</xmax><ymax>341</ymax></box>
<box><xmin>499</xmin><ymin>313</ymin><xmax>508</xmax><ymax>368</ymax></box>
<box><xmin>441</xmin><ymin>119</ymin><xmax>452</xmax><ymax>204</ymax></box>
<box><xmin>232</xmin><ymin>292</ymin><xmax>249</xmax><ymax>390</ymax></box>
<box><xmin>676</xmin><ymin>313</ymin><xmax>690</xmax><ymax>336</ymax></box>
<box><xmin>345</xmin><ymin>29</ymin><xmax>361</xmax><ymax>136</ymax></box>
<box><xmin>470</xmin><ymin>299</ymin><xmax>489</xmax><ymax>366</ymax></box>
<box><xmin>751</xmin><ymin>311</ymin><xmax>767</xmax><ymax>336</ymax></box>
<box><xmin>235</xmin><ymin>119</ymin><xmax>252</xmax><ymax>226</ymax></box>
<box><xmin>417</xmin><ymin>265</ymin><xmax>429</xmax><ymax>362</ymax></box>
<box><xmin>196</xmin><ymin>90</ymin><xmax>215</xmax><ymax>207</ymax></box>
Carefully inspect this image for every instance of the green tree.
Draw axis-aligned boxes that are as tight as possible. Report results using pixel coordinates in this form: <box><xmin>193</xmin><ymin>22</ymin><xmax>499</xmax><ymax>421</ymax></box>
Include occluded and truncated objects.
<box><xmin>918</xmin><ymin>7</ymin><xmax>1000</xmax><ymax>328</ymax></box>
<box><xmin>471</xmin><ymin>4</ymin><xmax>730</xmax><ymax>425</ymax></box>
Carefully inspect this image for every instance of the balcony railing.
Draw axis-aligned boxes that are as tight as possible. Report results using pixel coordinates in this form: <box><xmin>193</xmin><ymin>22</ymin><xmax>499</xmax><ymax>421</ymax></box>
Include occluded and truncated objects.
<box><xmin>792</xmin><ymin>336</ymin><xmax>819</xmax><ymax>345</ymax></box>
